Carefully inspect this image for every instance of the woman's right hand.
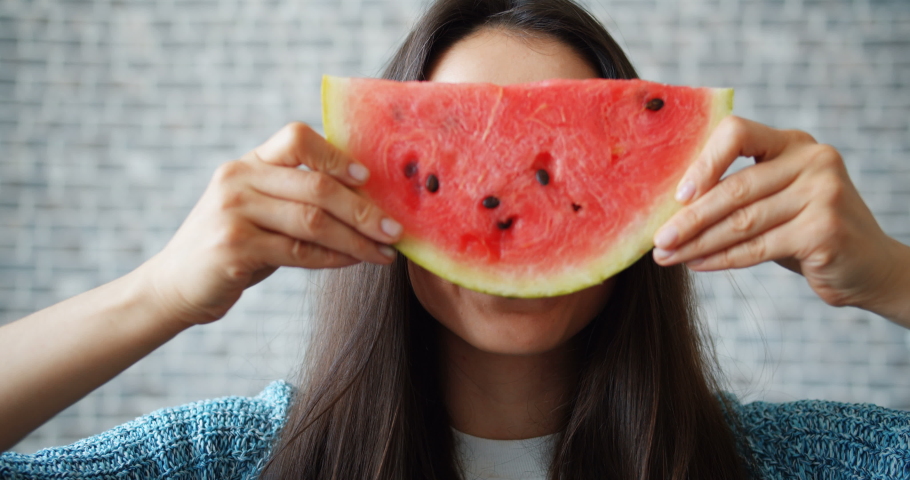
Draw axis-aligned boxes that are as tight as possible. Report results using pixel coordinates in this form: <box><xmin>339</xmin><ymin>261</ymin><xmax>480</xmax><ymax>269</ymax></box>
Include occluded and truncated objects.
<box><xmin>140</xmin><ymin>122</ymin><xmax>402</xmax><ymax>327</ymax></box>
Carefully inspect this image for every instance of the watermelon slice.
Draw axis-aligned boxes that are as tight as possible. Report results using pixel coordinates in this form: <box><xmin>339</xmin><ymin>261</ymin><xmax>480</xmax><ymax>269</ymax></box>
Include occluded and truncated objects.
<box><xmin>322</xmin><ymin>76</ymin><xmax>732</xmax><ymax>298</ymax></box>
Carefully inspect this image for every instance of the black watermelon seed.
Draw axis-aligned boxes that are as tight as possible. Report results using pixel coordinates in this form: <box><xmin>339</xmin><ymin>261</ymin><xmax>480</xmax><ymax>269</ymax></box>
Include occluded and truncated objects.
<box><xmin>572</xmin><ymin>203</ymin><xmax>582</xmax><ymax>212</ymax></box>
<box><xmin>497</xmin><ymin>218</ymin><xmax>514</xmax><ymax>230</ymax></box>
<box><xmin>403</xmin><ymin>161</ymin><xmax>418</xmax><ymax>178</ymax></box>
<box><xmin>426</xmin><ymin>174</ymin><xmax>439</xmax><ymax>193</ymax></box>
<box><xmin>646</xmin><ymin>98</ymin><xmax>664</xmax><ymax>111</ymax></box>
<box><xmin>482</xmin><ymin>196</ymin><xmax>500</xmax><ymax>209</ymax></box>
<box><xmin>536</xmin><ymin>169</ymin><xmax>550</xmax><ymax>186</ymax></box>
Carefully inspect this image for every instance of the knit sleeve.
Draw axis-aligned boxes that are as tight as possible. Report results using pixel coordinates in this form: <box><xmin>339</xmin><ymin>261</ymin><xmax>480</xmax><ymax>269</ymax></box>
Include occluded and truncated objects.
<box><xmin>733</xmin><ymin>396</ymin><xmax>910</xmax><ymax>479</ymax></box>
<box><xmin>0</xmin><ymin>380</ymin><xmax>293</xmax><ymax>480</ymax></box>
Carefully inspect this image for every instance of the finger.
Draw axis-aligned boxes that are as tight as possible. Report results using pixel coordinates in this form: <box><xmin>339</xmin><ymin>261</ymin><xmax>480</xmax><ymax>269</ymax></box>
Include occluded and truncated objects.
<box><xmin>681</xmin><ymin>221</ymin><xmax>798</xmax><ymax>272</ymax></box>
<box><xmin>242</xmin><ymin>191</ymin><xmax>397</xmax><ymax>265</ymax></box>
<box><xmin>676</xmin><ymin>116</ymin><xmax>800</xmax><ymax>204</ymax></box>
<box><xmin>653</xmin><ymin>189</ymin><xmax>806</xmax><ymax>266</ymax></box>
<box><xmin>246</xmin><ymin>122</ymin><xmax>370</xmax><ymax>187</ymax></box>
<box><xmin>245</xmin><ymin>165</ymin><xmax>403</xmax><ymax>244</ymax></box>
<box><xmin>653</xmin><ymin>156</ymin><xmax>801</xmax><ymax>251</ymax></box>
<box><xmin>254</xmin><ymin>232</ymin><xmax>365</xmax><ymax>270</ymax></box>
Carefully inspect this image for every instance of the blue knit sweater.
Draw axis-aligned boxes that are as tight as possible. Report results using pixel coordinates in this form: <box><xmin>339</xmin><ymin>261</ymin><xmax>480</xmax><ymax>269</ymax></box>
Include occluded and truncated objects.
<box><xmin>2</xmin><ymin>381</ymin><xmax>909</xmax><ymax>479</ymax></box>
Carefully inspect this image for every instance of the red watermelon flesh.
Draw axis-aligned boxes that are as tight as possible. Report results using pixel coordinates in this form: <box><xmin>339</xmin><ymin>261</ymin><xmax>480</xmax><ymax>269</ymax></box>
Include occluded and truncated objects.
<box><xmin>322</xmin><ymin>76</ymin><xmax>733</xmax><ymax>298</ymax></box>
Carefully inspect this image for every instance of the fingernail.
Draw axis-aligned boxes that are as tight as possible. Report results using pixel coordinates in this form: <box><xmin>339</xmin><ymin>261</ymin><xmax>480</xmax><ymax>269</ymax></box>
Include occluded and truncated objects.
<box><xmin>675</xmin><ymin>180</ymin><xmax>695</xmax><ymax>203</ymax></box>
<box><xmin>653</xmin><ymin>248</ymin><xmax>674</xmax><ymax>260</ymax></box>
<box><xmin>381</xmin><ymin>218</ymin><xmax>402</xmax><ymax>238</ymax></box>
<box><xmin>654</xmin><ymin>225</ymin><xmax>678</xmax><ymax>249</ymax></box>
<box><xmin>348</xmin><ymin>163</ymin><xmax>369</xmax><ymax>182</ymax></box>
<box><xmin>379</xmin><ymin>245</ymin><xmax>397</xmax><ymax>258</ymax></box>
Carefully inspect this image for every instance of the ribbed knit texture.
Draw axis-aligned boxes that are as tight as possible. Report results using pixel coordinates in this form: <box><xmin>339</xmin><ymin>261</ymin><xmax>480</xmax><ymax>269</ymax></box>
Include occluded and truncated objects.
<box><xmin>0</xmin><ymin>381</ymin><xmax>293</xmax><ymax>480</ymax></box>
<box><xmin>736</xmin><ymin>397</ymin><xmax>910</xmax><ymax>479</ymax></box>
<box><xmin>2</xmin><ymin>381</ymin><xmax>909</xmax><ymax>479</ymax></box>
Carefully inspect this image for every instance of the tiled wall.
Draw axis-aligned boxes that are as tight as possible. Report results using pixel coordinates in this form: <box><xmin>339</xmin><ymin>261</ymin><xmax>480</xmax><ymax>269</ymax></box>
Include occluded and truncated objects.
<box><xmin>2</xmin><ymin>0</ymin><xmax>908</xmax><ymax>453</ymax></box>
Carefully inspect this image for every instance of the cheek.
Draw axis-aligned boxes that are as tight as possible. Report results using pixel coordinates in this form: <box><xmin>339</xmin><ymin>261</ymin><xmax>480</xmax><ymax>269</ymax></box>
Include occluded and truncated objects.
<box><xmin>572</xmin><ymin>280</ymin><xmax>615</xmax><ymax>328</ymax></box>
<box><xmin>407</xmin><ymin>261</ymin><xmax>454</xmax><ymax>321</ymax></box>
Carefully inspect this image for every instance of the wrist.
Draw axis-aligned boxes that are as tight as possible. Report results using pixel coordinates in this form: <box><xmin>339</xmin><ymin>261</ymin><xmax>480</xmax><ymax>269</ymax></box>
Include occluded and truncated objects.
<box><xmin>121</xmin><ymin>261</ymin><xmax>196</xmax><ymax>338</ymax></box>
<box><xmin>858</xmin><ymin>238</ymin><xmax>910</xmax><ymax>328</ymax></box>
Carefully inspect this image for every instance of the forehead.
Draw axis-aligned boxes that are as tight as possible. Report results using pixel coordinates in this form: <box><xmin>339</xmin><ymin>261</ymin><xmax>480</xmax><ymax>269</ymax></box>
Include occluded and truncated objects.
<box><xmin>428</xmin><ymin>28</ymin><xmax>598</xmax><ymax>85</ymax></box>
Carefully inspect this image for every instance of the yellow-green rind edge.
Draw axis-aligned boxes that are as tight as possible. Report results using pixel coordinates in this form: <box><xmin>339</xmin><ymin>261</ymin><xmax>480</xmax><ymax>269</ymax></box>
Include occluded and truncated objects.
<box><xmin>322</xmin><ymin>75</ymin><xmax>351</xmax><ymax>151</ymax></box>
<box><xmin>322</xmin><ymin>75</ymin><xmax>733</xmax><ymax>298</ymax></box>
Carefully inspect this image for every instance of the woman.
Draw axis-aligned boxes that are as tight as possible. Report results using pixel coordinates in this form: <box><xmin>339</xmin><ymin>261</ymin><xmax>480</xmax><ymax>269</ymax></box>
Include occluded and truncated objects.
<box><xmin>2</xmin><ymin>0</ymin><xmax>909</xmax><ymax>478</ymax></box>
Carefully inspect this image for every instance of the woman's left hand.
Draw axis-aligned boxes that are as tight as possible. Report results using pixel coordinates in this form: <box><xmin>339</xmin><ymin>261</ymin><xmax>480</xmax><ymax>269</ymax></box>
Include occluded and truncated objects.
<box><xmin>651</xmin><ymin>116</ymin><xmax>910</xmax><ymax>327</ymax></box>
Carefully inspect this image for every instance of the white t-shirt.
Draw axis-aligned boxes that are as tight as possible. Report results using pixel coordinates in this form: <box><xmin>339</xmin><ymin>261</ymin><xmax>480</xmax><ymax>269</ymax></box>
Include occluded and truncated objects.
<box><xmin>453</xmin><ymin>429</ymin><xmax>556</xmax><ymax>480</ymax></box>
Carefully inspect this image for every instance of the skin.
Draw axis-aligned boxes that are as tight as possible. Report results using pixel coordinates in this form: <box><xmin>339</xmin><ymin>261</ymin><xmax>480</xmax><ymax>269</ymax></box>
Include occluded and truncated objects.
<box><xmin>0</xmin><ymin>121</ymin><xmax>405</xmax><ymax>450</ymax></box>
<box><xmin>653</xmin><ymin>119</ymin><xmax>910</xmax><ymax>324</ymax></box>
<box><xmin>417</xmin><ymin>28</ymin><xmax>612</xmax><ymax>358</ymax></box>
<box><xmin>413</xmin><ymin>29</ymin><xmax>614</xmax><ymax>440</ymax></box>
<box><xmin>413</xmin><ymin>26</ymin><xmax>910</xmax><ymax>439</ymax></box>
<box><xmin>1</xmin><ymin>24</ymin><xmax>910</xmax><ymax>452</ymax></box>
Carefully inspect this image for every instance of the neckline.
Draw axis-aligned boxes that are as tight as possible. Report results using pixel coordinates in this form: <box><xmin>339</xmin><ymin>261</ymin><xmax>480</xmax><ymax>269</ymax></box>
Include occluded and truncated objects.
<box><xmin>452</xmin><ymin>428</ymin><xmax>556</xmax><ymax>480</ymax></box>
<box><xmin>452</xmin><ymin>428</ymin><xmax>559</xmax><ymax>444</ymax></box>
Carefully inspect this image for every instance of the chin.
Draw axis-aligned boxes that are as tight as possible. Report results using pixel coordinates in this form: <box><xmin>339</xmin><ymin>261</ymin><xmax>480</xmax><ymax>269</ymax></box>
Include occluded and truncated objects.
<box><xmin>408</xmin><ymin>259</ymin><xmax>614</xmax><ymax>356</ymax></box>
<box><xmin>436</xmin><ymin>294</ymin><xmax>596</xmax><ymax>356</ymax></box>
<box><xmin>448</xmin><ymin>318</ymin><xmax>584</xmax><ymax>356</ymax></box>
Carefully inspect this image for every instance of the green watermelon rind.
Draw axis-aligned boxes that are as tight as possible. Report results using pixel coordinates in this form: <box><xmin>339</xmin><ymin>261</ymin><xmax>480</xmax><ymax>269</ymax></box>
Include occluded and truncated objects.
<box><xmin>323</xmin><ymin>75</ymin><xmax>733</xmax><ymax>298</ymax></box>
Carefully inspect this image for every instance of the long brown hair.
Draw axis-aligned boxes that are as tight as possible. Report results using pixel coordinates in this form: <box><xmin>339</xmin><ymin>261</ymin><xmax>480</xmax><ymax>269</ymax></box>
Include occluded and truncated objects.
<box><xmin>261</xmin><ymin>0</ymin><xmax>755</xmax><ymax>478</ymax></box>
